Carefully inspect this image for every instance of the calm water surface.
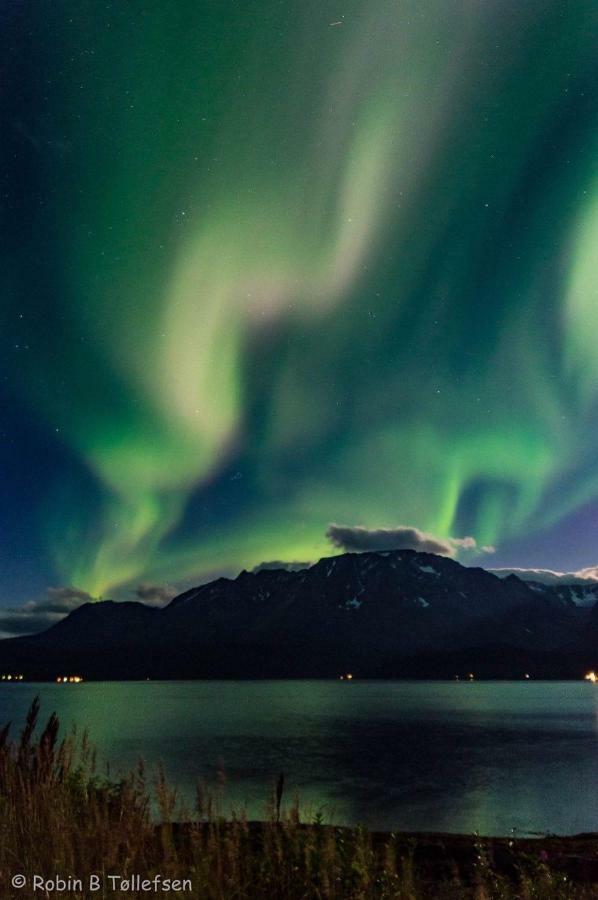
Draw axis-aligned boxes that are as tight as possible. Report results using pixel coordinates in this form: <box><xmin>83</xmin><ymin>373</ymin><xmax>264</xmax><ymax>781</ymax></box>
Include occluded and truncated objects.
<box><xmin>1</xmin><ymin>680</ymin><xmax>597</xmax><ymax>836</ymax></box>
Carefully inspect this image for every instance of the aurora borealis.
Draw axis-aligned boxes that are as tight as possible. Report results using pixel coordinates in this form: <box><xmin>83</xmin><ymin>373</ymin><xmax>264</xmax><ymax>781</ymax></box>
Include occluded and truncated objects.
<box><xmin>1</xmin><ymin>0</ymin><xmax>598</xmax><ymax>605</ymax></box>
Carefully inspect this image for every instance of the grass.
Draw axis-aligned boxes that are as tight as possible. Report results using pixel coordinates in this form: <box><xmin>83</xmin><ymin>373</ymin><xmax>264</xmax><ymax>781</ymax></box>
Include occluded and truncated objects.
<box><xmin>0</xmin><ymin>700</ymin><xmax>597</xmax><ymax>898</ymax></box>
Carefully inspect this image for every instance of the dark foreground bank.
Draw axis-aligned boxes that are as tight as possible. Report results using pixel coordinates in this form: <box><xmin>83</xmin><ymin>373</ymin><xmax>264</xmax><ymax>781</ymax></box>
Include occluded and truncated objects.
<box><xmin>1</xmin><ymin>701</ymin><xmax>597</xmax><ymax>898</ymax></box>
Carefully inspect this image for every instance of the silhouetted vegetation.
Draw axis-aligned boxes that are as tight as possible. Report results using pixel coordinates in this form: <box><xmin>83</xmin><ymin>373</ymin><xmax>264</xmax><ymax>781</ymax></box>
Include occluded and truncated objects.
<box><xmin>0</xmin><ymin>701</ymin><xmax>597</xmax><ymax>898</ymax></box>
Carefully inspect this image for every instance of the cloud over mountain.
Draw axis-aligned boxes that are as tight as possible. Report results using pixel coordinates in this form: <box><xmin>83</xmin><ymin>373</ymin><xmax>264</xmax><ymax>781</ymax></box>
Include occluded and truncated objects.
<box><xmin>0</xmin><ymin>586</ymin><xmax>94</xmax><ymax>638</ymax></box>
<box><xmin>133</xmin><ymin>582</ymin><xmax>178</xmax><ymax>607</ymax></box>
<box><xmin>491</xmin><ymin>566</ymin><xmax>598</xmax><ymax>585</ymax></box>
<box><xmin>326</xmin><ymin>524</ymin><xmax>493</xmax><ymax>558</ymax></box>
<box><xmin>252</xmin><ymin>560</ymin><xmax>312</xmax><ymax>574</ymax></box>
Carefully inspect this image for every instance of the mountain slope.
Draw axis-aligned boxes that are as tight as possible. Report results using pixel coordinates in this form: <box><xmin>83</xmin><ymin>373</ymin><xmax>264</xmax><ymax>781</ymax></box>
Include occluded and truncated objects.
<box><xmin>0</xmin><ymin>550</ymin><xmax>594</xmax><ymax>679</ymax></box>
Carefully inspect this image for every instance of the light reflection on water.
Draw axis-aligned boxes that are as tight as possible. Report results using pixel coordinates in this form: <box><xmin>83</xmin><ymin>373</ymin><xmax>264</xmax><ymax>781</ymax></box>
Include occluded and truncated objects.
<box><xmin>1</xmin><ymin>680</ymin><xmax>598</xmax><ymax>836</ymax></box>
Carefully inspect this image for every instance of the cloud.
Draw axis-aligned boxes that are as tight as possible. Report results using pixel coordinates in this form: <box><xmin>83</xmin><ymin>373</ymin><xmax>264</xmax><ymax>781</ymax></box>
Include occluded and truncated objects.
<box><xmin>0</xmin><ymin>581</ymin><xmax>180</xmax><ymax>638</ymax></box>
<box><xmin>44</xmin><ymin>586</ymin><xmax>94</xmax><ymax>610</ymax></box>
<box><xmin>325</xmin><ymin>524</ymin><xmax>494</xmax><ymax>558</ymax></box>
<box><xmin>251</xmin><ymin>560</ymin><xmax>312</xmax><ymax>574</ymax></box>
<box><xmin>133</xmin><ymin>582</ymin><xmax>178</xmax><ymax>607</ymax></box>
<box><xmin>0</xmin><ymin>586</ymin><xmax>94</xmax><ymax>638</ymax></box>
<box><xmin>450</xmin><ymin>536</ymin><xmax>477</xmax><ymax>550</ymax></box>
<box><xmin>490</xmin><ymin>566</ymin><xmax>598</xmax><ymax>585</ymax></box>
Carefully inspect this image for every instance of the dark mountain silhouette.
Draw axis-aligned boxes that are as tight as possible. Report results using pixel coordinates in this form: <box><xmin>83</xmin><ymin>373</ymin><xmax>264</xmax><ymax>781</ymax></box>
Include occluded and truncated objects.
<box><xmin>0</xmin><ymin>550</ymin><xmax>596</xmax><ymax>679</ymax></box>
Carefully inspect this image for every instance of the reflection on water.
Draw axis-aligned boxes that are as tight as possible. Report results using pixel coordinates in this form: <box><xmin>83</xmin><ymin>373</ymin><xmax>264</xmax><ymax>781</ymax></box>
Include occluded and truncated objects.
<box><xmin>1</xmin><ymin>680</ymin><xmax>598</xmax><ymax>836</ymax></box>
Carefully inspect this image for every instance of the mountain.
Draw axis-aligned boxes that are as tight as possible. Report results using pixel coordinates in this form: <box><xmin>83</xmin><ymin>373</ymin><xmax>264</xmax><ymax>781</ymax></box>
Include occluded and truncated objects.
<box><xmin>0</xmin><ymin>549</ymin><xmax>596</xmax><ymax>680</ymax></box>
<box><xmin>523</xmin><ymin>580</ymin><xmax>598</xmax><ymax>609</ymax></box>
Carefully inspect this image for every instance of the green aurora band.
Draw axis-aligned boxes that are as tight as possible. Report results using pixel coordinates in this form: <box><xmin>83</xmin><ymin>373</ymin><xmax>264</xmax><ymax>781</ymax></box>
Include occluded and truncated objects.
<box><xmin>3</xmin><ymin>0</ymin><xmax>598</xmax><ymax>596</ymax></box>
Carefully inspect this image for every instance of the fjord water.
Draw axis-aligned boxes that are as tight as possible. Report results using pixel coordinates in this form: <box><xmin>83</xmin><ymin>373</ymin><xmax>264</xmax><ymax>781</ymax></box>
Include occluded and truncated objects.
<box><xmin>1</xmin><ymin>680</ymin><xmax>597</xmax><ymax>836</ymax></box>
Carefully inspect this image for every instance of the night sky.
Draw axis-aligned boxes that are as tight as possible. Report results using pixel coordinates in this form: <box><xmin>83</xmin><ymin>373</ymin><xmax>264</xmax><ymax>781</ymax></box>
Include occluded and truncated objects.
<box><xmin>1</xmin><ymin>1</ymin><xmax>597</xmax><ymax>615</ymax></box>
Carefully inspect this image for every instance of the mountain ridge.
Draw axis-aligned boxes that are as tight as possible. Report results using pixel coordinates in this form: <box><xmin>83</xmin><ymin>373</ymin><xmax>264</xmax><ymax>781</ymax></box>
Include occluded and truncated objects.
<box><xmin>0</xmin><ymin>549</ymin><xmax>595</xmax><ymax>680</ymax></box>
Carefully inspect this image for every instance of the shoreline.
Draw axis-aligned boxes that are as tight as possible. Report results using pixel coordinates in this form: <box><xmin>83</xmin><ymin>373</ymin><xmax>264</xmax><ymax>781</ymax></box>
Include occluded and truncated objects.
<box><xmin>169</xmin><ymin>822</ymin><xmax>598</xmax><ymax>887</ymax></box>
<box><xmin>2</xmin><ymin>699</ymin><xmax>598</xmax><ymax>897</ymax></box>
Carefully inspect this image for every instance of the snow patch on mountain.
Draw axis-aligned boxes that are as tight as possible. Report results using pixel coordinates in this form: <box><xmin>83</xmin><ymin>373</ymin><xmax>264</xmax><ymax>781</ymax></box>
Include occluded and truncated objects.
<box><xmin>345</xmin><ymin>597</ymin><xmax>363</xmax><ymax>610</ymax></box>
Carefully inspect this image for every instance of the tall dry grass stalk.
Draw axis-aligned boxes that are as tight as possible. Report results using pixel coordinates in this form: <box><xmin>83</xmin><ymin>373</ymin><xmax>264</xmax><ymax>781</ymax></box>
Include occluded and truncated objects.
<box><xmin>0</xmin><ymin>700</ymin><xmax>593</xmax><ymax>898</ymax></box>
